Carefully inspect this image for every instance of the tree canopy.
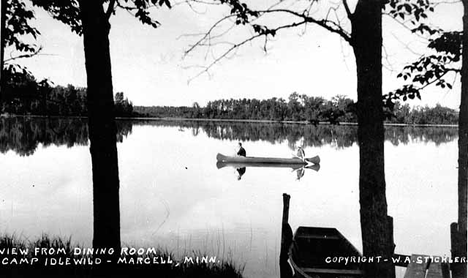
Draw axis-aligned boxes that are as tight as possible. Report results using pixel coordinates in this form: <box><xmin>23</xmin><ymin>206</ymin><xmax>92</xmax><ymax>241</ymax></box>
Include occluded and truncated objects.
<box><xmin>30</xmin><ymin>0</ymin><xmax>171</xmax><ymax>34</ymax></box>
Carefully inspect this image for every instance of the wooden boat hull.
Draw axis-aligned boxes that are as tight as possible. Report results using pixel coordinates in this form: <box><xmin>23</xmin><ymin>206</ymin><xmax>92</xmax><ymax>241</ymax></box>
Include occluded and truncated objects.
<box><xmin>216</xmin><ymin>153</ymin><xmax>320</xmax><ymax>165</ymax></box>
<box><xmin>289</xmin><ymin>227</ymin><xmax>363</xmax><ymax>278</ymax></box>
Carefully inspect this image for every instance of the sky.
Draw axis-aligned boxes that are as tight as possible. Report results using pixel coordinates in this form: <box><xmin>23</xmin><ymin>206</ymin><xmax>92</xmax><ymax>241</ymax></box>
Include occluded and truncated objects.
<box><xmin>9</xmin><ymin>0</ymin><xmax>464</xmax><ymax>109</ymax></box>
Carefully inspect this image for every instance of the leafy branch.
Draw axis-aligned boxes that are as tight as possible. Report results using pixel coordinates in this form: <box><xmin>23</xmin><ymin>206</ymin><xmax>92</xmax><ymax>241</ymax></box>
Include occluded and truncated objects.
<box><xmin>31</xmin><ymin>0</ymin><xmax>173</xmax><ymax>34</ymax></box>
<box><xmin>4</xmin><ymin>0</ymin><xmax>41</xmax><ymax>54</ymax></box>
<box><xmin>384</xmin><ymin>31</ymin><xmax>462</xmax><ymax>110</ymax></box>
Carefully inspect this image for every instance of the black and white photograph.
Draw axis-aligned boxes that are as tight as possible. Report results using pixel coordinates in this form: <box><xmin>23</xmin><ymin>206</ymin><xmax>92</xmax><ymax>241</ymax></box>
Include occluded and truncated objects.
<box><xmin>0</xmin><ymin>0</ymin><xmax>466</xmax><ymax>277</ymax></box>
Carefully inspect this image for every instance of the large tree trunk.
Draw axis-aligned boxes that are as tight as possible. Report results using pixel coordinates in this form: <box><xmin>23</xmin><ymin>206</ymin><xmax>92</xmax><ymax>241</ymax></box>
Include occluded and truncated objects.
<box><xmin>351</xmin><ymin>1</ymin><xmax>393</xmax><ymax>278</ymax></box>
<box><xmin>78</xmin><ymin>0</ymin><xmax>121</xmax><ymax>250</ymax></box>
<box><xmin>0</xmin><ymin>0</ymin><xmax>7</xmax><ymax>96</ymax></box>
<box><xmin>452</xmin><ymin>1</ymin><xmax>468</xmax><ymax>277</ymax></box>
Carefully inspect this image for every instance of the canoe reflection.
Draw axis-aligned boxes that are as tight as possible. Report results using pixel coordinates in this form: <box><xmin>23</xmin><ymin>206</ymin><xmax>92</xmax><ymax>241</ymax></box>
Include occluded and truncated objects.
<box><xmin>216</xmin><ymin>161</ymin><xmax>320</xmax><ymax>181</ymax></box>
<box><xmin>216</xmin><ymin>161</ymin><xmax>320</xmax><ymax>171</ymax></box>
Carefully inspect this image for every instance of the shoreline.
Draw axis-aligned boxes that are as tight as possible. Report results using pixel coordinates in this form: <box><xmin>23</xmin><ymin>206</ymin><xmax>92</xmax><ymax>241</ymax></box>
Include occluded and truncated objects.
<box><xmin>124</xmin><ymin>117</ymin><xmax>459</xmax><ymax>128</ymax></box>
<box><xmin>1</xmin><ymin>114</ymin><xmax>459</xmax><ymax>128</ymax></box>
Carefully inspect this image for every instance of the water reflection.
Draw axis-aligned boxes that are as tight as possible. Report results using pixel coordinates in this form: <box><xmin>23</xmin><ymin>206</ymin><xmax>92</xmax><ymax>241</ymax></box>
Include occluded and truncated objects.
<box><xmin>217</xmin><ymin>162</ymin><xmax>320</xmax><ymax>181</ymax></box>
<box><xmin>0</xmin><ymin>118</ymin><xmax>457</xmax><ymax>278</ymax></box>
<box><xmin>215</xmin><ymin>152</ymin><xmax>321</xmax><ymax>181</ymax></box>
<box><xmin>133</xmin><ymin>120</ymin><xmax>458</xmax><ymax>149</ymax></box>
<box><xmin>236</xmin><ymin>167</ymin><xmax>246</xmax><ymax>180</ymax></box>
<box><xmin>0</xmin><ymin>117</ymin><xmax>132</xmax><ymax>156</ymax></box>
<box><xmin>0</xmin><ymin>118</ymin><xmax>458</xmax><ymax>156</ymax></box>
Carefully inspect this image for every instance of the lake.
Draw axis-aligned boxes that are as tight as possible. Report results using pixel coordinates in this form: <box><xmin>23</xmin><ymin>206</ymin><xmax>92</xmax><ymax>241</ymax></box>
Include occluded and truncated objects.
<box><xmin>0</xmin><ymin>117</ymin><xmax>459</xmax><ymax>277</ymax></box>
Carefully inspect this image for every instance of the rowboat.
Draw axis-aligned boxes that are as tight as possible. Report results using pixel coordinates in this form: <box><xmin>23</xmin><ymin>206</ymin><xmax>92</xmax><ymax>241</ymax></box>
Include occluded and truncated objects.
<box><xmin>288</xmin><ymin>227</ymin><xmax>364</xmax><ymax>278</ymax></box>
<box><xmin>216</xmin><ymin>153</ymin><xmax>320</xmax><ymax>165</ymax></box>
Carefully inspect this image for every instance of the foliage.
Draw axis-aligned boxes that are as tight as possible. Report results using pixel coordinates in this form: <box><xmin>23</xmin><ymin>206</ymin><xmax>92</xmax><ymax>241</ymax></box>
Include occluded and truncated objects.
<box><xmin>385</xmin><ymin>0</ymin><xmax>434</xmax><ymax>31</ymax></box>
<box><xmin>134</xmin><ymin>93</ymin><xmax>457</xmax><ymax>125</ymax></box>
<box><xmin>135</xmin><ymin>93</ymin><xmax>356</xmax><ymax>123</ymax></box>
<box><xmin>30</xmin><ymin>0</ymin><xmax>172</xmax><ymax>35</ymax></box>
<box><xmin>3</xmin><ymin>0</ymin><xmax>41</xmax><ymax>59</ymax></box>
<box><xmin>386</xmin><ymin>102</ymin><xmax>458</xmax><ymax>125</ymax></box>
<box><xmin>115</xmin><ymin>92</ymin><xmax>134</xmax><ymax>117</ymax></box>
<box><xmin>1</xmin><ymin>0</ymin><xmax>43</xmax><ymax>90</ymax></box>
<box><xmin>385</xmin><ymin>31</ymin><xmax>461</xmax><ymax>110</ymax></box>
<box><xmin>384</xmin><ymin>0</ymin><xmax>462</xmax><ymax>110</ymax></box>
<box><xmin>1</xmin><ymin>73</ymin><xmax>134</xmax><ymax>117</ymax></box>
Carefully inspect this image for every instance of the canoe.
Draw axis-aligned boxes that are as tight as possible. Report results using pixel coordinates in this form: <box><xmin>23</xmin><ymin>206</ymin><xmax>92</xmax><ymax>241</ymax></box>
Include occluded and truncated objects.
<box><xmin>216</xmin><ymin>153</ymin><xmax>320</xmax><ymax>165</ymax></box>
<box><xmin>289</xmin><ymin>227</ymin><xmax>364</xmax><ymax>278</ymax></box>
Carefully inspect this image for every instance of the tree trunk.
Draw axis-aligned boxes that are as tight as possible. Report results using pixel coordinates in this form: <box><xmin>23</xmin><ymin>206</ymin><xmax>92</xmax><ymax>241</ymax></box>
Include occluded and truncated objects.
<box><xmin>452</xmin><ymin>1</ymin><xmax>468</xmax><ymax>277</ymax></box>
<box><xmin>78</xmin><ymin>0</ymin><xmax>120</xmax><ymax>250</ymax></box>
<box><xmin>0</xmin><ymin>0</ymin><xmax>7</xmax><ymax>96</ymax></box>
<box><xmin>351</xmin><ymin>1</ymin><xmax>393</xmax><ymax>278</ymax></box>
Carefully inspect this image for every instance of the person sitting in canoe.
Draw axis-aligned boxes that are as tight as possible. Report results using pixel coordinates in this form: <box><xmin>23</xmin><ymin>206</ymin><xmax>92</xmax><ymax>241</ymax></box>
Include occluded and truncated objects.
<box><xmin>237</xmin><ymin>142</ymin><xmax>246</xmax><ymax>157</ymax></box>
<box><xmin>296</xmin><ymin>146</ymin><xmax>305</xmax><ymax>161</ymax></box>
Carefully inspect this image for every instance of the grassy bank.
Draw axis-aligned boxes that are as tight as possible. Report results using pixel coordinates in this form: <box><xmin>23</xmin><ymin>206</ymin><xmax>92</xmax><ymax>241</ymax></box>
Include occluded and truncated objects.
<box><xmin>0</xmin><ymin>235</ymin><xmax>244</xmax><ymax>278</ymax></box>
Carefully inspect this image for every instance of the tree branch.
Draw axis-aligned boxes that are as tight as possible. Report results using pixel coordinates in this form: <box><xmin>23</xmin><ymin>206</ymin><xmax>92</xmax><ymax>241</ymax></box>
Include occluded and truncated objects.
<box><xmin>187</xmin><ymin>20</ymin><xmax>309</xmax><ymax>82</ymax></box>
<box><xmin>183</xmin><ymin>0</ymin><xmax>352</xmax><ymax>82</ymax></box>
<box><xmin>258</xmin><ymin>9</ymin><xmax>351</xmax><ymax>43</ymax></box>
<box><xmin>5</xmin><ymin>47</ymin><xmax>43</xmax><ymax>63</ymax></box>
<box><xmin>184</xmin><ymin>14</ymin><xmax>236</xmax><ymax>57</ymax></box>
<box><xmin>343</xmin><ymin>0</ymin><xmax>353</xmax><ymax>19</ymax></box>
<box><xmin>418</xmin><ymin>70</ymin><xmax>451</xmax><ymax>90</ymax></box>
<box><xmin>106</xmin><ymin>0</ymin><xmax>116</xmax><ymax>19</ymax></box>
<box><xmin>446</xmin><ymin>67</ymin><xmax>461</xmax><ymax>73</ymax></box>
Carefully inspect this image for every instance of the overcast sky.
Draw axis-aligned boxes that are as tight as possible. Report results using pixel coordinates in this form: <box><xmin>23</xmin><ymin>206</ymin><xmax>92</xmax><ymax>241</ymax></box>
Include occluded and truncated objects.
<box><xmin>11</xmin><ymin>0</ymin><xmax>463</xmax><ymax>109</ymax></box>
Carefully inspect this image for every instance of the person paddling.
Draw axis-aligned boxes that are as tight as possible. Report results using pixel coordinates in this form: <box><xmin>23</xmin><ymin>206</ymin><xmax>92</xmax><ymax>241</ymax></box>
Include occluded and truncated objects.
<box><xmin>296</xmin><ymin>146</ymin><xmax>305</xmax><ymax>161</ymax></box>
<box><xmin>237</xmin><ymin>142</ymin><xmax>246</xmax><ymax>157</ymax></box>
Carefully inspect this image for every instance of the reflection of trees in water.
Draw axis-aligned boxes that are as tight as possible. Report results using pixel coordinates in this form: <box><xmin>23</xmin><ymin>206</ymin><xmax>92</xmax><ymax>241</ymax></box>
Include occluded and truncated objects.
<box><xmin>385</xmin><ymin>126</ymin><xmax>459</xmax><ymax>146</ymax></box>
<box><xmin>0</xmin><ymin>117</ymin><xmax>132</xmax><ymax>156</ymax></box>
<box><xmin>133</xmin><ymin>120</ymin><xmax>458</xmax><ymax>149</ymax></box>
<box><xmin>1</xmin><ymin>119</ymin><xmax>457</xmax><ymax>156</ymax></box>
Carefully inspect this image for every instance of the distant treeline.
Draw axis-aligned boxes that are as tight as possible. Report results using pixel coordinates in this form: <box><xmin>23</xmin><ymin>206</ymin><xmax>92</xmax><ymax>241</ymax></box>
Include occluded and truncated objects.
<box><xmin>388</xmin><ymin>102</ymin><xmax>458</xmax><ymax>125</ymax></box>
<box><xmin>1</xmin><ymin>72</ymin><xmax>133</xmax><ymax>116</ymax></box>
<box><xmin>135</xmin><ymin>93</ymin><xmax>356</xmax><ymax>124</ymax></box>
<box><xmin>2</xmin><ymin>72</ymin><xmax>458</xmax><ymax>124</ymax></box>
<box><xmin>134</xmin><ymin>93</ymin><xmax>459</xmax><ymax>125</ymax></box>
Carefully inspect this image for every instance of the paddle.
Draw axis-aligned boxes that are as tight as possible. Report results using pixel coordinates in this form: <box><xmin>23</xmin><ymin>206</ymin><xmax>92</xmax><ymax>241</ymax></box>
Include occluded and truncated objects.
<box><xmin>306</xmin><ymin>155</ymin><xmax>320</xmax><ymax>165</ymax></box>
<box><xmin>305</xmin><ymin>163</ymin><xmax>320</xmax><ymax>172</ymax></box>
<box><xmin>290</xmin><ymin>154</ymin><xmax>320</xmax><ymax>165</ymax></box>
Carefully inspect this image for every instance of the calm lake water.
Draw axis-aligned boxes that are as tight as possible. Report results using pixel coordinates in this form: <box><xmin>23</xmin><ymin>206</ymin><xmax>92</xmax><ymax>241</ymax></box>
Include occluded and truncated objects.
<box><xmin>0</xmin><ymin>117</ymin><xmax>459</xmax><ymax>278</ymax></box>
